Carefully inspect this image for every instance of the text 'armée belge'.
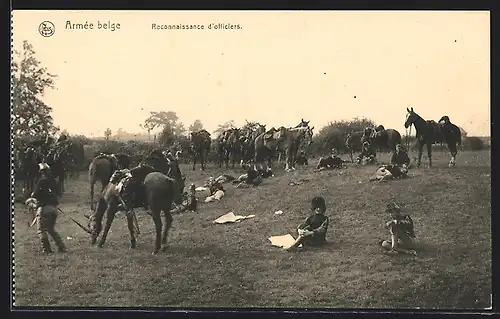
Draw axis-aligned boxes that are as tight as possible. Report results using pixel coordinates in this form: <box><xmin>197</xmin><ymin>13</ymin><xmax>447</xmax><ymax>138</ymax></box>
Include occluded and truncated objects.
<box><xmin>65</xmin><ymin>21</ymin><xmax>121</xmax><ymax>32</ymax></box>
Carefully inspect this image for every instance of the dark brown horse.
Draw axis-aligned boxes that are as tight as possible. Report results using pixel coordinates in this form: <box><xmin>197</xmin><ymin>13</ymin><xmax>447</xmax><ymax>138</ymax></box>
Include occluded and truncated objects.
<box><xmin>17</xmin><ymin>146</ymin><xmax>39</xmax><ymax>195</ymax></box>
<box><xmin>83</xmin><ymin>152</ymin><xmax>184</xmax><ymax>254</ymax></box>
<box><xmin>220</xmin><ymin>128</ymin><xmax>241</xmax><ymax>168</ymax></box>
<box><xmin>404</xmin><ymin>107</ymin><xmax>462</xmax><ymax>167</ymax></box>
<box><xmin>190</xmin><ymin>129</ymin><xmax>211</xmax><ymax>171</ymax></box>
<box><xmin>240</xmin><ymin>124</ymin><xmax>266</xmax><ymax>166</ymax></box>
<box><xmin>362</xmin><ymin>126</ymin><xmax>402</xmax><ymax>152</ymax></box>
<box><xmin>345</xmin><ymin>131</ymin><xmax>364</xmax><ymax>163</ymax></box>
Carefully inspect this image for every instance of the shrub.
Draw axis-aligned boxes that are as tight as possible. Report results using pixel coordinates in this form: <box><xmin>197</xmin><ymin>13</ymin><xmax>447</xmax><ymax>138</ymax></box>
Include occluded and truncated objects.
<box><xmin>463</xmin><ymin>137</ymin><xmax>485</xmax><ymax>151</ymax></box>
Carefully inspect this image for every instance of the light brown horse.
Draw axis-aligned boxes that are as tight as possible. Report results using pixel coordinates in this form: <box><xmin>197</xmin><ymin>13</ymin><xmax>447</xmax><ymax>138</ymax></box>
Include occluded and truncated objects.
<box><xmin>281</xmin><ymin>126</ymin><xmax>314</xmax><ymax>171</ymax></box>
<box><xmin>254</xmin><ymin>127</ymin><xmax>285</xmax><ymax>170</ymax></box>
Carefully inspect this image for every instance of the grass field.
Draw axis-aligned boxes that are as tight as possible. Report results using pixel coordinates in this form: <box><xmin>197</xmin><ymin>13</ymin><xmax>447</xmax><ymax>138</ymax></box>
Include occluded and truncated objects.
<box><xmin>13</xmin><ymin>150</ymin><xmax>491</xmax><ymax>309</ymax></box>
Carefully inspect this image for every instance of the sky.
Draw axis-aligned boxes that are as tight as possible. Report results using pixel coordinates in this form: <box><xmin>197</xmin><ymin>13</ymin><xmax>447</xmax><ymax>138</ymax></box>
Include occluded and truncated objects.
<box><xmin>12</xmin><ymin>10</ymin><xmax>490</xmax><ymax>137</ymax></box>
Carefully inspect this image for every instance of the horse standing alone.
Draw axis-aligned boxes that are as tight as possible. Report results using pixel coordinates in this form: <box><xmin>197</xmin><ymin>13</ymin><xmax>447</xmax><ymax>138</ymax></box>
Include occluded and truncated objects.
<box><xmin>404</xmin><ymin>107</ymin><xmax>461</xmax><ymax>167</ymax></box>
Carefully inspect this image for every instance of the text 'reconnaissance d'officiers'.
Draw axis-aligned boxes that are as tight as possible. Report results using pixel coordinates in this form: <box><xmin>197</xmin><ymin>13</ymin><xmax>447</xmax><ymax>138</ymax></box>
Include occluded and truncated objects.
<box><xmin>151</xmin><ymin>23</ymin><xmax>242</xmax><ymax>30</ymax></box>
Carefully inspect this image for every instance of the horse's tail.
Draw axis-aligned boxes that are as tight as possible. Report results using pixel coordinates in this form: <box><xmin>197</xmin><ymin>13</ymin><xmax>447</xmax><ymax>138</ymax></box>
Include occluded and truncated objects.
<box><xmin>457</xmin><ymin>129</ymin><xmax>462</xmax><ymax>146</ymax></box>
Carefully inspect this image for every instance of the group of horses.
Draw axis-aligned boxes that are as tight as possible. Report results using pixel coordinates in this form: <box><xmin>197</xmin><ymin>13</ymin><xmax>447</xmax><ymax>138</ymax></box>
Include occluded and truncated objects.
<box><xmin>14</xmin><ymin>135</ymin><xmax>85</xmax><ymax>197</ymax></box>
<box><xmin>187</xmin><ymin>108</ymin><xmax>463</xmax><ymax>173</ymax></box>
<box><xmin>188</xmin><ymin>119</ymin><xmax>315</xmax><ymax>173</ymax></box>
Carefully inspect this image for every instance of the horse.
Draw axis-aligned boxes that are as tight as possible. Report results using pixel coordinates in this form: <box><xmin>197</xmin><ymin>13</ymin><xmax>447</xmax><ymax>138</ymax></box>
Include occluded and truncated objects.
<box><xmin>88</xmin><ymin>154</ymin><xmax>119</xmax><ymax>210</ymax></box>
<box><xmin>221</xmin><ymin>128</ymin><xmax>241</xmax><ymax>168</ymax></box>
<box><xmin>345</xmin><ymin>131</ymin><xmax>364</xmax><ymax>163</ymax></box>
<box><xmin>190</xmin><ymin>129</ymin><xmax>211</xmax><ymax>171</ymax></box>
<box><xmin>82</xmin><ymin>152</ymin><xmax>185</xmax><ymax>254</ymax></box>
<box><xmin>404</xmin><ymin>107</ymin><xmax>462</xmax><ymax>167</ymax></box>
<box><xmin>254</xmin><ymin>127</ymin><xmax>285</xmax><ymax>170</ymax></box>
<box><xmin>17</xmin><ymin>146</ymin><xmax>39</xmax><ymax>196</ymax></box>
<box><xmin>362</xmin><ymin>126</ymin><xmax>402</xmax><ymax>152</ymax></box>
<box><xmin>281</xmin><ymin>126</ymin><xmax>314</xmax><ymax>172</ymax></box>
<box><xmin>240</xmin><ymin>124</ymin><xmax>266</xmax><ymax>166</ymax></box>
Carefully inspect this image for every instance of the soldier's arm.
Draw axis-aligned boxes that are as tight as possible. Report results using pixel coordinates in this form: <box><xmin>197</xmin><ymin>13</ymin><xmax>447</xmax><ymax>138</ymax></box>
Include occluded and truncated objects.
<box><xmin>298</xmin><ymin>216</ymin><xmax>311</xmax><ymax>230</ymax></box>
<box><xmin>311</xmin><ymin>217</ymin><xmax>329</xmax><ymax>236</ymax></box>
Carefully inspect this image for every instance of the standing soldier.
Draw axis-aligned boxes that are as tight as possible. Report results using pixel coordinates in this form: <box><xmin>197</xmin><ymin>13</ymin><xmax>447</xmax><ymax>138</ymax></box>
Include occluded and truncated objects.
<box><xmin>27</xmin><ymin>163</ymin><xmax>67</xmax><ymax>254</ymax></box>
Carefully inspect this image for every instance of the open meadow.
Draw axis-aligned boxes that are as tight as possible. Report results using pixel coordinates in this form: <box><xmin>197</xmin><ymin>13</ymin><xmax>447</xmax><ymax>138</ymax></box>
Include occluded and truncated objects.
<box><xmin>13</xmin><ymin>150</ymin><xmax>491</xmax><ymax>309</ymax></box>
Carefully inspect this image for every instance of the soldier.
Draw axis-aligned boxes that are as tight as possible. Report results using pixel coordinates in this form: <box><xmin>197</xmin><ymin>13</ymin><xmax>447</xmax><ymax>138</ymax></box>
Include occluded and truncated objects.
<box><xmin>379</xmin><ymin>202</ymin><xmax>416</xmax><ymax>256</ymax></box>
<box><xmin>28</xmin><ymin>163</ymin><xmax>67</xmax><ymax>254</ymax></box>
<box><xmin>285</xmin><ymin>196</ymin><xmax>330</xmax><ymax>251</ymax></box>
<box><xmin>391</xmin><ymin>144</ymin><xmax>411</xmax><ymax>167</ymax></box>
<box><xmin>356</xmin><ymin>141</ymin><xmax>377</xmax><ymax>165</ymax></box>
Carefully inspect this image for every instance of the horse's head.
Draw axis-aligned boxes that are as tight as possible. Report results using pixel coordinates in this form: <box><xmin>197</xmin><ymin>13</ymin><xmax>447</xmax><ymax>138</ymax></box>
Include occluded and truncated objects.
<box><xmin>256</xmin><ymin>124</ymin><xmax>266</xmax><ymax>135</ymax></box>
<box><xmin>404</xmin><ymin>107</ymin><xmax>416</xmax><ymax>129</ymax></box>
<box><xmin>295</xmin><ymin>119</ymin><xmax>310</xmax><ymax>128</ymax></box>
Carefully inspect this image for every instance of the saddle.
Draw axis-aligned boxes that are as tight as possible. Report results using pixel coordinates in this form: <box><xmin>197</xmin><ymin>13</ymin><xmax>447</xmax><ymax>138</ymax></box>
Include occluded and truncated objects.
<box><xmin>109</xmin><ymin>168</ymin><xmax>147</xmax><ymax>210</ymax></box>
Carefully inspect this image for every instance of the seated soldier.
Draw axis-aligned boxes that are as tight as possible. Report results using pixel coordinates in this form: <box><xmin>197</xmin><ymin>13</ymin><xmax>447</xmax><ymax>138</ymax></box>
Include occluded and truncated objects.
<box><xmin>316</xmin><ymin>149</ymin><xmax>344</xmax><ymax>170</ymax></box>
<box><xmin>207</xmin><ymin>177</ymin><xmax>225</xmax><ymax>195</ymax></box>
<box><xmin>379</xmin><ymin>202</ymin><xmax>417</xmax><ymax>256</ymax></box>
<box><xmin>295</xmin><ymin>151</ymin><xmax>308</xmax><ymax>166</ymax></box>
<box><xmin>356</xmin><ymin>141</ymin><xmax>377</xmax><ymax>165</ymax></box>
<box><xmin>285</xmin><ymin>196</ymin><xmax>329</xmax><ymax>251</ymax></box>
<box><xmin>173</xmin><ymin>183</ymin><xmax>197</xmax><ymax>213</ymax></box>
<box><xmin>391</xmin><ymin>144</ymin><xmax>411</xmax><ymax>167</ymax></box>
<box><xmin>184</xmin><ymin>184</ymin><xmax>197</xmax><ymax>212</ymax></box>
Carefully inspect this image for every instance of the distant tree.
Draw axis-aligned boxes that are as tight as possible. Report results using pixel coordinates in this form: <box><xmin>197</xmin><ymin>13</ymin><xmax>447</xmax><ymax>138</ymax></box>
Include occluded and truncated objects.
<box><xmin>214</xmin><ymin>120</ymin><xmax>236</xmax><ymax>135</ymax></box>
<box><xmin>104</xmin><ymin>128</ymin><xmax>112</xmax><ymax>141</ymax></box>
<box><xmin>174</xmin><ymin>122</ymin><xmax>187</xmax><ymax>136</ymax></box>
<box><xmin>311</xmin><ymin>117</ymin><xmax>377</xmax><ymax>155</ymax></box>
<box><xmin>188</xmin><ymin>119</ymin><xmax>204</xmax><ymax>133</ymax></box>
<box><xmin>158</xmin><ymin>124</ymin><xmax>175</xmax><ymax>147</ymax></box>
<box><xmin>11</xmin><ymin>40</ymin><xmax>59</xmax><ymax>139</ymax></box>
<box><xmin>142</xmin><ymin>110</ymin><xmax>188</xmax><ymax>138</ymax></box>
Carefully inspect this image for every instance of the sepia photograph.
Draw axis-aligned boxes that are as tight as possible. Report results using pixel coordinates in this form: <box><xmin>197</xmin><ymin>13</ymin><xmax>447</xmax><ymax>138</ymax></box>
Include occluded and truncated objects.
<box><xmin>11</xmin><ymin>10</ymin><xmax>491</xmax><ymax>309</ymax></box>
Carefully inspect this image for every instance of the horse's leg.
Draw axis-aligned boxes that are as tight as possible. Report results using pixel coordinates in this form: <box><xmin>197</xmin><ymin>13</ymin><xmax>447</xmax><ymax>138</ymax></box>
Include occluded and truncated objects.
<box><xmin>350</xmin><ymin>150</ymin><xmax>354</xmax><ymax>163</ymax></box>
<box><xmin>427</xmin><ymin>143</ymin><xmax>433</xmax><ymax>167</ymax></box>
<box><xmin>151</xmin><ymin>209</ymin><xmax>162</xmax><ymax>255</ymax></box>
<box><xmin>416</xmin><ymin>142</ymin><xmax>423</xmax><ymax>167</ymax></box>
<box><xmin>90</xmin><ymin>180</ymin><xmax>95</xmax><ymax>210</ymax></box>
<box><xmin>448</xmin><ymin>142</ymin><xmax>458</xmax><ymax>167</ymax></box>
<box><xmin>125</xmin><ymin>213</ymin><xmax>137</xmax><ymax>249</ymax></box>
<box><xmin>161</xmin><ymin>208</ymin><xmax>173</xmax><ymax>251</ymax></box>
<box><xmin>201</xmin><ymin>150</ymin><xmax>206</xmax><ymax>171</ymax></box>
<box><xmin>97</xmin><ymin>205</ymin><xmax>117</xmax><ymax>248</ymax></box>
<box><xmin>192</xmin><ymin>154</ymin><xmax>196</xmax><ymax>171</ymax></box>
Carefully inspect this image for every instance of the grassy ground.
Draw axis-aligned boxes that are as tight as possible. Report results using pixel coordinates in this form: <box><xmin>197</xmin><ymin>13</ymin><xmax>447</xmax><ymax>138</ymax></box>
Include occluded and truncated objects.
<box><xmin>13</xmin><ymin>150</ymin><xmax>491</xmax><ymax>309</ymax></box>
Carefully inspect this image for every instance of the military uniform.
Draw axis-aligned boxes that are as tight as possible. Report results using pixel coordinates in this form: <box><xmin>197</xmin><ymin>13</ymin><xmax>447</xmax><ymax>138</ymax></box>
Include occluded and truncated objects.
<box><xmin>31</xmin><ymin>164</ymin><xmax>66</xmax><ymax>254</ymax></box>
<box><xmin>357</xmin><ymin>142</ymin><xmax>377</xmax><ymax>164</ymax></box>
